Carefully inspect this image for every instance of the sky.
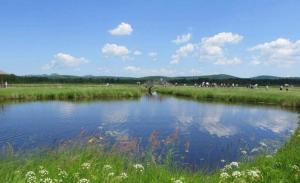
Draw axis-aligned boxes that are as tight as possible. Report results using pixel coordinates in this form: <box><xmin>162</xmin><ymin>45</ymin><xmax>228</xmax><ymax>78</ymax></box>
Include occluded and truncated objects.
<box><xmin>1</xmin><ymin>0</ymin><xmax>300</xmax><ymax>77</ymax></box>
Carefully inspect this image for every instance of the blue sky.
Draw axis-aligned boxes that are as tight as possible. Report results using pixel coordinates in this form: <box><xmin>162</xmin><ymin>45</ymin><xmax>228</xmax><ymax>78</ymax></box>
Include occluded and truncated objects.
<box><xmin>1</xmin><ymin>0</ymin><xmax>300</xmax><ymax>77</ymax></box>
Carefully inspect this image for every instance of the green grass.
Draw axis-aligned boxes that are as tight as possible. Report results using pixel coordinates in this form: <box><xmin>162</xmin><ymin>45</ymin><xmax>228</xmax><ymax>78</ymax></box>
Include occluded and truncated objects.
<box><xmin>0</xmin><ymin>128</ymin><xmax>300</xmax><ymax>183</ymax></box>
<box><xmin>157</xmin><ymin>86</ymin><xmax>300</xmax><ymax>108</ymax></box>
<box><xmin>1</xmin><ymin>84</ymin><xmax>300</xmax><ymax>182</ymax></box>
<box><xmin>0</xmin><ymin>84</ymin><xmax>145</xmax><ymax>101</ymax></box>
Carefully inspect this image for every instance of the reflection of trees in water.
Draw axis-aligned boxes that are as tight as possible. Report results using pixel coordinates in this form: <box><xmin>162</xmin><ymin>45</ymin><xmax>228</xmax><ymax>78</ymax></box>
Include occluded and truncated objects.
<box><xmin>0</xmin><ymin>104</ymin><xmax>5</xmax><ymax>113</ymax></box>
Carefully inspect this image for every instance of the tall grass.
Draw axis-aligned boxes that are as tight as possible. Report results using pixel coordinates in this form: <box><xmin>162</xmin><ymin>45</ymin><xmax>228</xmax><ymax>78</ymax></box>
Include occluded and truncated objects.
<box><xmin>157</xmin><ymin>86</ymin><xmax>300</xmax><ymax>108</ymax></box>
<box><xmin>0</xmin><ymin>127</ymin><xmax>300</xmax><ymax>182</ymax></box>
<box><xmin>0</xmin><ymin>85</ymin><xmax>145</xmax><ymax>101</ymax></box>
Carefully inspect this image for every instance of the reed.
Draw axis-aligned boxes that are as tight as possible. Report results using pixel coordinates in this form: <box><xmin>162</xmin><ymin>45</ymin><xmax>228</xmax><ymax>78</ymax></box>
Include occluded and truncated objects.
<box><xmin>0</xmin><ymin>85</ymin><xmax>145</xmax><ymax>101</ymax></box>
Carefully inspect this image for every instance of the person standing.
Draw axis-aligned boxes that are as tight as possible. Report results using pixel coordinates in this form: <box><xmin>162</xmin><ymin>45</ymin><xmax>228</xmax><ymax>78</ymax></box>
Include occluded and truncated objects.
<box><xmin>4</xmin><ymin>81</ymin><xmax>7</xmax><ymax>88</ymax></box>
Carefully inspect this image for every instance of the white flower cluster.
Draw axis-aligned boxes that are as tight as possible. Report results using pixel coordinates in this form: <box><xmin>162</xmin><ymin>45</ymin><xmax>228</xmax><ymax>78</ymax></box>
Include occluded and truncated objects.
<box><xmin>133</xmin><ymin>164</ymin><xmax>144</xmax><ymax>172</ymax></box>
<box><xmin>103</xmin><ymin>164</ymin><xmax>112</xmax><ymax>171</ymax></box>
<box><xmin>78</xmin><ymin>178</ymin><xmax>89</xmax><ymax>183</ymax></box>
<box><xmin>232</xmin><ymin>171</ymin><xmax>242</xmax><ymax>178</ymax></box>
<box><xmin>58</xmin><ymin>168</ymin><xmax>68</xmax><ymax>179</ymax></box>
<box><xmin>220</xmin><ymin>164</ymin><xmax>262</xmax><ymax>182</ymax></box>
<box><xmin>171</xmin><ymin>176</ymin><xmax>185</xmax><ymax>183</ymax></box>
<box><xmin>118</xmin><ymin>172</ymin><xmax>128</xmax><ymax>180</ymax></box>
<box><xmin>246</xmin><ymin>169</ymin><xmax>261</xmax><ymax>179</ymax></box>
<box><xmin>39</xmin><ymin>166</ymin><xmax>49</xmax><ymax>177</ymax></box>
<box><xmin>25</xmin><ymin>171</ymin><xmax>37</xmax><ymax>183</ymax></box>
<box><xmin>40</xmin><ymin>177</ymin><xmax>54</xmax><ymax>183</ymax></box>
<box><xmin>81</xmin><ymin>162</ymin><xmax>91</xmax><ymax>170</ymax></box>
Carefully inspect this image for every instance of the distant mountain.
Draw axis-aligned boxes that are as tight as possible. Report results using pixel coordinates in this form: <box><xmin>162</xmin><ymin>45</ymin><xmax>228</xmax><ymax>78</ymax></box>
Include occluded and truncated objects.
<box><xmin>198</xmin><ymin>74</ymin><xmax>237</xmax><ymax>80</ymax></box>
<box><xmin>251</xmin><ymin>75</ymin><xmax>282</xmax><ymax>80</ymax></box>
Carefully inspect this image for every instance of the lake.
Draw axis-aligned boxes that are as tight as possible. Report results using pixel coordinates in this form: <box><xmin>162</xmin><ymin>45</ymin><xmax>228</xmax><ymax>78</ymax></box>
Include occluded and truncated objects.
<box><xmin>0</xmin><ymin>95</ymin><xmax>299</xmax><ymax>170</ymax></box>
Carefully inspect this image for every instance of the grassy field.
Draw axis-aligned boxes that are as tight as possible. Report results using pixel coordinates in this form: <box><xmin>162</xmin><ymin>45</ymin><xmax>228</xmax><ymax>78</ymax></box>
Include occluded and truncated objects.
<box><xmin>0</xmin><ymin>84</ymin><xmax>300</xmax><ymax>183</ymax></box>
<box><xmin>0</xmin><ymin>84</ymin><xmax>145</xmax><ymax>101</ymax></box>
<box><xmin>157</xmin><ymin>86</ymin><xmax>300</xmax><ymax>108</ymax></box>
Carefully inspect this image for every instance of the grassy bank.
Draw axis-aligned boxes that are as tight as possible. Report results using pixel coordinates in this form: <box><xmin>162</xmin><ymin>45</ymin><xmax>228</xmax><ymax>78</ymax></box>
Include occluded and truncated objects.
<box><xmin>0</xmin><ymin>128</ymin><xmax>300</xmax><ymax>183</ymax></box>
<box><xmin>0</xmin><ymin>85</ymin><xmax>145</xmax><ymax>101</ymax></box>
<box><xmin>157</xmin><ymin>86</ymin><xmax>300</xmax><ymax>108</ymax></box>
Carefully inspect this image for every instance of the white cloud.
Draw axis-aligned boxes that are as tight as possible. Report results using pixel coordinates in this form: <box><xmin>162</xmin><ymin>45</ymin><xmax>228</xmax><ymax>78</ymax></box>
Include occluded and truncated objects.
<box><xmin>102</xmin><ymin>43</ymin><xmax>131</xmax><ymax>60</ymax></box>
<box><xmin>172</xmin><ymin>33</ymin><xmax>192</xmax><ymax>44</ymax></box>
<box><xmin>170</xmin><ymin>43</ymin><xmax>194</xmax><ymax>64</ymax></box>
<box><xmin>109</xmin><ymin>22</ymin><xmax>133</xmax><ymax>36</ymax></box>
<box><xmin>124</xmin><ymin>66</ymin><xmax>142</xmax><ymax>72</ymax></box>
<box><xmin>249</xmin><ymin>38</ymin><xmax>300</xmax><ymax>67</ymax></box>
<box><xmin>197</xmin><ymin>32</ymin><xmax>243</xmax><ymax>65</ymax></box>
<box><xmin>214</xmin><ymin>57</ymin><xmax>241</xmax><ymax>65</ymax></box>
<box><xmin>124</xmin><ymin>66</ymin><xmax>176</xmax><ymax>76</ymax></box>
<box><xmin>250</xmin><ymin>59</ymin><xmax>261</xmax><ymax>65</ymax></box>
<box><xmin>133</xmin><ymin>50</ymin><xmax>142</xmax><ymax>56</ymax></box>
<box><xmin>148</xmin><ymin>52</ymin><xmax>158</xmax><ymax>61</ymax></box>
<box><xmin>42</xmin><ymin>53</ymin><xmax>89</xmax><ymax>70</ymax></box>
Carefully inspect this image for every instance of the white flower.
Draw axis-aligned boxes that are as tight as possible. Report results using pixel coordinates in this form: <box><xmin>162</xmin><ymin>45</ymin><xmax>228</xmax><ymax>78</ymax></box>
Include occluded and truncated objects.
<box><xmin>108</xmin><ymin>172</ymin><xmax>115</xmax><ymax>177</ymax></box>
<box><xmin>229</xmin><ymin>162</ymin><xmax>239</xmax><ymax>168</ymax></box>
<box><xmin>220</xmin><ymin>172</ymin><xmax>230</xmax><ymax>179</ymax></box>
<box><xmin>247</xmin><ymin>169</ymin><xmax>261</xmax><ymax>179</ymax></box>
<box><xmin>119</xmin><ymin>172</ymin><xmax>128</xmax><ymax>179</ymax></box>
<box><xmin>81</xmin><ymin>162</ymin><xmax>91</xmax><ymax>170</ymax></box>
<box><xmin>41</xmin><ymin>178</ymin><xmax>54</xmax><ymax>183</ymax></box>
<box><xmin>220</xmin><ymin>159</ymin><xmax>226</xmax><ymax>163</ymax></box>
<box><xmin>173</xmin><ymin>180</ymin><xmax>184</xmax><ymax>183</ymax></box>
<box><xmin>133</xmin><ymin>164</ymin><xmax>144</xmax><ymax>172</ymax></box>
<box><xmin>291</xmin><ymin>165</ymin><xmax>299</xmax><ymax>171</ymax></box>
<box><xmin>78</xmin><ymin>178</ymin><xmax>89</xmax><ymax>183</ymax></box>
<box><xmin>232</xmin><ymin>171</ymin><xmax>242</xmax><ymax>178</ymax></box>
<box><xmin>39</xmin><ymin>169</ymin><xmax>49</xmax><ymax>177</ymax></box>
<box><xmin>103</xmin><ymin>164</ymin><xmax>112</xmax><ymax>171</ymax></box>
<box><xmin>58</xmin><ymin>169</ymin><xmax>68</xmax><ymax>178</ymax></box>
<box><xmin>25</xmin><ymin>171</ymin><xmax>36</xmax><ymax>183</ymax></box>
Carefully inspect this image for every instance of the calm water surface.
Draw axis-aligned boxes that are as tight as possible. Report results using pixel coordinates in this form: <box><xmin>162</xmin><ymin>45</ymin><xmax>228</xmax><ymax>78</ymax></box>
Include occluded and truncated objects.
<box><xmin>0</xmin><ymin>96</ymin><xmax>299</xmax><ymax>170</ymax></box>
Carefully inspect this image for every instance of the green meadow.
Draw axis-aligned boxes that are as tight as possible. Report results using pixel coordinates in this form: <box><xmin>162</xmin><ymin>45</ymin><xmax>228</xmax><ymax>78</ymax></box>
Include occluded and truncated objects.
<box><xmin>0</xmin><ymin>85</ymin><xmax>300</xmax><ymax>183</ymax></box>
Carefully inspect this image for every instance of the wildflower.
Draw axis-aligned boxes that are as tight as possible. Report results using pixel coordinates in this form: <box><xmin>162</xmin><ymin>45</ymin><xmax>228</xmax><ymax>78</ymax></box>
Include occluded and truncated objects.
<box><xmin>81</xmin><ymin>162</ymin><xmax>91</xmax><ymax>170</ymax></box>
<box><xmin>118</xmin><ymin>172</ymin><xmax>128</xmax><ymax>179</ymax></box>
<box><xmin>41</xmin><ymin>178</ymin><xmax>54</xmax><ymax>183</ymax></box>
<box><xmin>247</xmin><ymin>169</ymin><xmax>261</xmax><ymax>179</ymax></box>
<box><xmin>133</xmin><ymin>164</ymin><xmax>144</xmax><ymax>172</ymax></box>
<box><xmin>220</xmin><ymin>172</ymin><xmax>230</xmax><ymax>179</ymax></box>
<box><xmin>173</xmin><ymin>180</ymin><xmax>183</xmax><ymax>183</ymax></box>
<box><xmin>222</xmin><ymin>164</ymin><xmax>232</xmax><ymax>171</ymax></box>
<box><xmin>108</xmin><ymin>172</ymin><xmax>115</xmax><ymax>177</ymax></box>
<box><xmin>229</xmin><ymin>162</ymin><xmax>239</xmax><ymax>168</ymax></box>
<box><xmin>291</xmin><ymin>165</ymin><xmax>299</xmax><ymax>171</ymax></box>
<box><xmin>39</xmin><ymin>169</ymin><xmax>49</xmax><ymax>177</ymax></box>
<box><xmin>232</xmin><ymin>171</ymin><xmax>242</xmax><ymax>178</ymax></box>
<box><xmin>103</xmin><ymin>164</ymin><xmax>112</xmax><ymax>171</ymax></box>
<box><xmin>25</xmin><ymin>171</ymin><xmax>36</xmax><ymax>183</ymax></box>
<box><xmin>78</xmin><ymin>178</ymin><xmax>90</xmax><ymax>183</ymax></box>
<box><xmin>58</xmin><ymin>169</ymin><xmax>68</xmax><ymax>178</ymax></box>
<box><xmin>220</xmin><ymin>159</ymin><xmax>226</xmax><ymax>163</ymax></box>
